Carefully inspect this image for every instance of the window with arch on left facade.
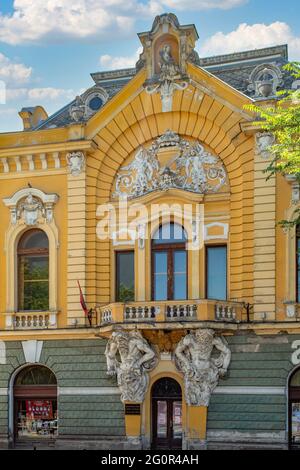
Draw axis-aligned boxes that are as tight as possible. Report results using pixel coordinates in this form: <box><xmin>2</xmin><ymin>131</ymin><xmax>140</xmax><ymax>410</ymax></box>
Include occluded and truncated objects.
<box><xmin>18</xmin><ymin>229</ymin><xmax>49</xmax><ymax>312</ymax></box>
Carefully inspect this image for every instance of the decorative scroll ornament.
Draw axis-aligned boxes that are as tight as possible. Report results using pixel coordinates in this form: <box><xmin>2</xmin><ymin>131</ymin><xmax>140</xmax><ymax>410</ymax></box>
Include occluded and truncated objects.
<box><xmin>174</xmin><ymin>329</ymin><xmax>231</xmax><ymax>406</ymax></box>
<box><xmin>67</xmin><ymin>151</ymin><xmax>85</xmax><ymax>176</ymax></box>
<box><xmin>105</xmin><ymin>330</ymin><xmax>158</xmax><ymax>403</ymax></box>
<box><xmin>3</xmin><ymin>188</ymin><xmax>58</xmax><ymax>226</ymax></box>
<box><xmin>113</xmin><ymin>131</ymin><xmax>227</xmax><ymax>199</ymax></box>
<box><xmin>145</xmin><ymin>44</ymin><xmax>188</xmax><ymax>112</ymax></box>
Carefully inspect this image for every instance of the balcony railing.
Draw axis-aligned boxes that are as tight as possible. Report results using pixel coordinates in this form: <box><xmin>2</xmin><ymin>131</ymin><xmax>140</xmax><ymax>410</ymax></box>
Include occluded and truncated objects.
<box><xmin>5</xmin><ymin>311</ymin><xmax>58</xmax><ymax>330</ymax></box>
<box><xmin>99</xmin><ymin>299</ymin><xmax>244</xmax><ymax>326</ymax></box>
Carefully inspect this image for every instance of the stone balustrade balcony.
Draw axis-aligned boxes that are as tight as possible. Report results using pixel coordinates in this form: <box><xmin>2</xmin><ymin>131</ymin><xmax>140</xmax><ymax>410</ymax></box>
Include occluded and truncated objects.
<box><xmin>99</xmin><ymin>299</ymin><xmax>245</xmax><ymax>329</ymax></box>
<box><xmin>4</xmin><ymin>311</ymin><xmax>58</xmax><ymax>330</ymax></box>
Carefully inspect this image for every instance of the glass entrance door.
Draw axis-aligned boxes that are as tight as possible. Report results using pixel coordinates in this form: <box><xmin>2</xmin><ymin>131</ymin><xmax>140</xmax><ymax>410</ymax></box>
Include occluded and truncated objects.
<box><xmin>152</xmin><ymin>399</ymin><xmax>182</xmax><ymax>450</ymax></box>
<box><xmin>151</xmin><ymin>377</ymin><xmax>182</xmax><ymax>450</ymax></box>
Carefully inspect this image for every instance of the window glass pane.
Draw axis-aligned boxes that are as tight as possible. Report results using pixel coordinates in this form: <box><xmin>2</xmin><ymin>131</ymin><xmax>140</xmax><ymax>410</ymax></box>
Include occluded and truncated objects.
<box><xmin>23</xmin><ymin>257</ymin><xmax>49</xmax><ymax>281</ymax></box>
<box><xmin>153</xmin><ymin>223</ymin><xmax>186</xmax><ymax>244</ymax></box>
<box><xmin>154</xmin><ymin>252</ymin><xmax>168</xmax><ymax>300</ymax></box>
<box><xmin>17</xmin><ymin>399</ymin><xmax>58</xmax><ymax>439</ymax></box>
<box><xmin>172</xmin><ymin>401</ymin><xmax>182</xmax><ymax>439</ymax></box>
<box><xmin>16</xmin><ymin>366</ymin><xmax>57</xmax><ymax>385</ymax></box>
<box><xmin>22</xmin><ymin>281</ymin><xmax>49</xmax><ymax>311</ymax></box>
<box><xmin>207</xmin><ymin>246</ymin><xmax>227</xmax><ymax>301</ymax></box>
<box><xmin>292</xmin><ymin>403</ymin><xmax>300</xmax><ymax>444</ymax></box>
<box><xmin>19</xmin><ymin>231</ymin><xmax>48</xmax><ymax>250</ymax></box>
<box><xmin>291</xmin><ymin>370</ymin><xmax>300</xmax><ymax>387</ymax></box>
<box><xmin>156</xmin><ymin>401</ymin><xmax>167</xmax><ymax>438</ymax></box>
<box><xmin>116</xmin><ymin>252</ymin><xmax>134</xmax><ymax>302</ymax></box>
<box><xmin>19</xmin><ymin>256</ymin><xmax>49</xmax><ymax>311</ymax></box>
<box><xmin>173</xmin><ymin>251</ymin><xmax>187</xmax><ymax>300</ymax></box>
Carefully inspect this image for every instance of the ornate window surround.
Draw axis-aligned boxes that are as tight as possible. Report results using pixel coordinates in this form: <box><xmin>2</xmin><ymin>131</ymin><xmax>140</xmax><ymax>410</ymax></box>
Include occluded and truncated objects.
<box><xmin>2</xmin><ymin>188</ymin><xmax>59</xmax><ymax>322</ymax></box>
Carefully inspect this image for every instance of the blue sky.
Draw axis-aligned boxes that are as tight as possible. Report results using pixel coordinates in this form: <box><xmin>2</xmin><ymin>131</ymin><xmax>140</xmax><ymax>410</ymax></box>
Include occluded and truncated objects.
<box><xmin>0</xmin><ymin>0</ymin><xmax>299</xmax><ymax>132</ymax></box>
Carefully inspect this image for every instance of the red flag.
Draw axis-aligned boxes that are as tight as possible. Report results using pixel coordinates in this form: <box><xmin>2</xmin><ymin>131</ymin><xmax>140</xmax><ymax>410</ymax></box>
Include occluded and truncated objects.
<box><xmin>77</xmin><ymin>281</ymin><xmax>88</xmax><ymax>316</ymax></box>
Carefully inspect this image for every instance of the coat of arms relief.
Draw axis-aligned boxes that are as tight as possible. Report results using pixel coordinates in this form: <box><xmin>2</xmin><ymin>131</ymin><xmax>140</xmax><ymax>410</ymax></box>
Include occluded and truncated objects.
<box><xmin>113</xmin><ymin>131</ymin><xmax>228</xmax><ymax>200</ymax></box>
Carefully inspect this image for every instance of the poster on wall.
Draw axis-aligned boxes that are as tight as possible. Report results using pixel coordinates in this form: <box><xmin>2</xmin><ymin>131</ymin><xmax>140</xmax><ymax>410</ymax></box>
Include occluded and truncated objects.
<box><xmin>25</xmin><ymin>400</ymin><xmax>53</xmax><ymax>420</ymax></box>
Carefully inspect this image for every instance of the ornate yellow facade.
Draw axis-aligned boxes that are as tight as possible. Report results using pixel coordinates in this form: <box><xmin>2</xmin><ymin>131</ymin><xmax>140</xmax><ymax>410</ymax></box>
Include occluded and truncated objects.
<box><xmin>0</xmin><ymin>14</ymin><xmax>299</xmax><ymax>450</ymax></box>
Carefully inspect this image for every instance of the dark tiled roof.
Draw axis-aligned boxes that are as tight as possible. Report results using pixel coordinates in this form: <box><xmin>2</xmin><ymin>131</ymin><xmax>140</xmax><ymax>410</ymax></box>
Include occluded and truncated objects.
<box><xmin>34</xmin><ymin>44</ymin><xmax>293</xmax><ymax>130</ymax></box>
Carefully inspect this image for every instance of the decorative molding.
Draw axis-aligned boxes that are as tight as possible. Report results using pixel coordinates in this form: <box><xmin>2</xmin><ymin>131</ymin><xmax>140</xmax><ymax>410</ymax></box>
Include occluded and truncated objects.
<box><xmin>137</xmin><ymin>224</ymin><xmax>146</xmax><ymax>249</ymax></box>
<box><xmin>105</xmin><ymin>329</ymin><xmax>158</xmax><ymax>403</ymax></box>
<box><xmin>22</xmin><ymin>340</ymin><xmax>43</xmax><ymax>363</ymax></box>
<box><xmin>248</xmin><ymin>64</ymin><xmax>283</xmax><ymax>98</ymax></box>
<box><xmin>205</xmin><ymin>222</ymin><xmax>229</xmax><ymax>241</ymax></box>
<box><xmin>285</xmin><ymin>175</ymin><xmax>300</xmax><ymax>205</ymax></box>
<box><xmin>138</xmin><ymin>14</ymin><xmax>200</xmax><ymax>112</ymax></box>
<box><xmin>0</xmin><ymin>341</ymin><xmax>6</xmax><ymax>365</ymax></box>
<box><xmin>286</xmin><ymin>304</ymin><xmax>296</xmax><ymax>318</ymax></box>
<box><xmin>255</xmin><ymin>132</ymin><xmax>275</xmax><ymax>159</ymax></box>
<box><xmin>0</xmin><ymin>152</ymin><xmax>65</xmax><ymax>175</ymax></box>
<box><xmin>175</xmin><ymin>329</ymin><xmax>231</xmax><ymax>406</ymax></box>
<box><xmin>58</xmin><ymin>387</ymin><xmax>120</xmax><ymax>396</ymax></box>
<box><xmin>144</xmin><ymin>44</ymin><xmax>188</xmax><ymax>112</ymax></box>
<box><xmin>66</xmin><ymin>151</ymin><xmax>85</xmax><ymax>176</ymax></box>
<box><xmin>3</xmin><ymin>191</ymin><xmax>59</xmax><ymax>315</ymax></box>
<box><xmin>112</xmin><ymin>228</ymin><xmax>136</xmax><ymax>246</ymax></box>
<box><xmin>213</xmin><ymin>386</ymin><xmax>285</xmax><ymax>395</ymax></box>
<box><xmin>144</xmin><ymin>330</ymin><xmax>185</xmax><ymax>353</ymax></box>
<box><xmin>3</xmin><ymin>187</ymin><xmax>58</xmax><ymax>226</ymax></box>
<box><xmin>113</xmin><ymin>131</ymin><xmax>228</xmax><ymax>199</ymax></box>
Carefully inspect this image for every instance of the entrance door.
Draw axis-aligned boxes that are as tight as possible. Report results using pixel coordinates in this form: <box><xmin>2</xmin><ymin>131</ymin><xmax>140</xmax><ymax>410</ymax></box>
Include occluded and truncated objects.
<box><xmin>13</xmin><ymin>365</ymin><xmax>58</xmax><ymax>444</ymax></box>
<box><xmin>151</xmin><ymin>378</ymin><xmax>182</xmax><ymax>450</ymax></box>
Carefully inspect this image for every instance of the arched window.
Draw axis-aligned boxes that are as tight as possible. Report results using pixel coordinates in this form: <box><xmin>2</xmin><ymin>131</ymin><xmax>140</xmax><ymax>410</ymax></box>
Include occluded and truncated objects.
<box><xmin>297</xmin><ymin>225</ymin><xmax>300</xmax><ymax>303</ymax></box>
<box><xmin>14</xmin><ymin>365</ymin><xmax>58</xmax><ymax>441</ymax></box>
<box><xmin>18</xmin><ymin>230</ymin><xmax>49</xmax><ymax>312</ymax></box>
<box><xmin>289</xmin><ymin>367</ymin><xmax>300</xmax><ymax>448</ymax></box>
<box><xmin>152</xmin><ymin>223</ymin><xmax>187</xmax><ymax>301</ymax></box>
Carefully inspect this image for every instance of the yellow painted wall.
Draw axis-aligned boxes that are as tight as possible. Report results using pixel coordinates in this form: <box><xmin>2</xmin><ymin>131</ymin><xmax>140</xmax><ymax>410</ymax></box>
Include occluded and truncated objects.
<box><xmin>0</xmin><ymin>52</ymin><xmax>296</xmax><ymax>334</ymax></box>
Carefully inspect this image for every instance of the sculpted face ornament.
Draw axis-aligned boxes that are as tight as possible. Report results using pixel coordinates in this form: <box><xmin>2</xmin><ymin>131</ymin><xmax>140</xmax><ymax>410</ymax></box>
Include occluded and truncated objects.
<box><xmin>113</xmin><ymin>131</ymin><xmax>228</xmax><ymax>199</ymax></box>
<box><xmin>67</xmin><ymin>151</ymin><xmax>85</xmax><ymax>176</ymax></box>
<box><xmin>174</xmin><ymin>329</ymin><xmax>231</xmax><ymax>406</ymax></box>
<box><xmin>105</xmin><ymin>330</ymin><xmax>158</xmax><ymax>403</ymax></box>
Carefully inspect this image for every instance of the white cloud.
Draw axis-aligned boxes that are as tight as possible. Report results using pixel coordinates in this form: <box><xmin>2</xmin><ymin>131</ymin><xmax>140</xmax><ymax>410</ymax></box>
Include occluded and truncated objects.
<box><xmin>6</xmin><ymin>87</ymin><xmax>75</xmax><ymax>103</ymax></box>
<box><xmin>200</xmin><ymin>22</ymin><xmax>300</xmax><ymax>60</ymax></box>
<box><xmin>160</xmin><ymin>0</ymin><xmax>247</xmax><ymax>10</ymax></box>
<box><xmin>0</xmin><ymin>0</ymin><xmax>248</xmax><ymax>45</ymax></box>
<box><xmin>99</xmin><ymin>47</ymin><xmax>143</xmax><ymax>70</ymax></box>
<box><xmin>0</xmin><ymin>0</ymin><xmax>154</xmax><ymax>45</ymax></box>
<box><xmin>0</xmin><ymin>53</ymin><xmax>32</xmax><ymax>86</ymax></box>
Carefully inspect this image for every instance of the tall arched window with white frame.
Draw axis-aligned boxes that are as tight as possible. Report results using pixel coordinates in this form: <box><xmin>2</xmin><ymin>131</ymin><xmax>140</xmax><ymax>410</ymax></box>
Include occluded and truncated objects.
<box><xmin>17</xmin><ymin>229</ymin><xmax>49</xmax><ymax>312</ymax></box>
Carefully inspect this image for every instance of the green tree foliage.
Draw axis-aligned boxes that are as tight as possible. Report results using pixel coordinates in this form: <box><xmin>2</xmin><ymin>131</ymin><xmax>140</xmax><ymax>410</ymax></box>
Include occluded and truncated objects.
<box><xmin>246</xmin><ymin>62</ymin><xmax>300</xmax><ymax>227</ymax></box>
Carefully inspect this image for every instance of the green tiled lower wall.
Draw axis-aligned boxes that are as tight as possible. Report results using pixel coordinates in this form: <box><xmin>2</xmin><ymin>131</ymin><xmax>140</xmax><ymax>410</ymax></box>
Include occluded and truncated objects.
<box><xmin>208</xmin><ymin>395</ymin><xmax>286</xmax><ymax>432</ymax></box>
<box><xmin>59</xmin><ymin>395</ymin><xmax>125</xmax><ymax>436</ymax></box>
<box><xmin>0</xmin><ymin>339</ymin><xmax>126</xmax><ymax>438</ymax></box>
<box><xmin>0</xmin><ymin>333</ymin><xmax>299</xmax><ymax>440</ymax></box>
<box><xmin>0</xmin><ymin>396</ymin><xmax>8</xmax><ymax>436</ymax></box>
